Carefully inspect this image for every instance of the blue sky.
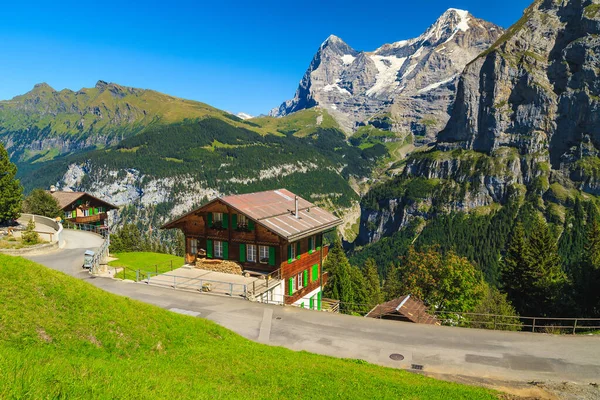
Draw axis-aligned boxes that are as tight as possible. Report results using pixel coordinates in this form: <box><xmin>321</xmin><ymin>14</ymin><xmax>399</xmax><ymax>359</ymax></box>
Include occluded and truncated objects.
<box><xmin>0</xmin><ymin>0</ymin><xmax>531</xmax><ymax>116</ymax></box>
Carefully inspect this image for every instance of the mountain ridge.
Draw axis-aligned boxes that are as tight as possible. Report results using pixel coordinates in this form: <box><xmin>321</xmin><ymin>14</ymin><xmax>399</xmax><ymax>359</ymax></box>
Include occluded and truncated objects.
<box><xmin>270</xmin><ymin>9</ymin><xmax>504</xmax><ymax>145</ymax></box>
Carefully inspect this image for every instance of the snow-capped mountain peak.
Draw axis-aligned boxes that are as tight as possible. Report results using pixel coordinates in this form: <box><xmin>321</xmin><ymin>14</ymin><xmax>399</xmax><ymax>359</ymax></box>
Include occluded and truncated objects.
<box><xmin>270</xmin><ymin>10</ymin><xmax>503</xmax><ymax>142</ymax></box>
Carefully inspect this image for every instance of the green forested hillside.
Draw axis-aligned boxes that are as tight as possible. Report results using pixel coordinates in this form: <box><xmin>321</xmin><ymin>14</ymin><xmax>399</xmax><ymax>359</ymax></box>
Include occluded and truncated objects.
<box><xmin>0</xmin><ymin>81</ymin><xmax>292</xmax><ymax>163</ymax></box>
<box><xmin>19</xmin><ymin>118</ymin><xmax>385</xmax><ymax>208</ymax></box>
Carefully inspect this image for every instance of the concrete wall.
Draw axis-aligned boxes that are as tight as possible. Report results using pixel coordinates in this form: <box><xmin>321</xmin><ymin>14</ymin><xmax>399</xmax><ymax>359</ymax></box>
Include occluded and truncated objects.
<box><xmin>292</xmin><ymin>286</ymin><xmax>321</xmax><ymax>309</ymax></box>
<box><xmin>15</xmin><ymin>214</ymin><xmax>63</xmax><ymax>247</ymax></box>
<box><xmin>0</xmin><ymin>242</ymin><xmax>59</xmax><ymax>256</ymax></box>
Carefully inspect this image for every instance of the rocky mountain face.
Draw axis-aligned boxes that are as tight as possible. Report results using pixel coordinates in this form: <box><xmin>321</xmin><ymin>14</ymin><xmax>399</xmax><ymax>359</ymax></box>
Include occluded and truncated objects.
<box><xmin>0</xmin><ymin>81</ymin><xmax>233</xmax><ymax>162</ymax></box>
<box><xmin>356</xmin><ymin>0</ymin><xmax>600</xmax><ymax>246</ymax></box>
<box><xmin>271</xmin><ymin>9</ymin><xmax>504</xmax><ymax>143</ymax></box>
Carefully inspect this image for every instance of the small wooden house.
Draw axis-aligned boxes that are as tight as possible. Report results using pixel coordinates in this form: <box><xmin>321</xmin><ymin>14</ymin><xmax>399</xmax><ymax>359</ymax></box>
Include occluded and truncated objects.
<box><xmin>48</xmin><ymin>187</ymin><xmax>118</xmax><ymax>228</ymax></box>
<box><xmin>365</xmin><ymin>295</ymin><xmax>440</xmax><ymax>325</ymax></box>
<box><xmin>161</xmin><ymin>189</ymin><xmax>342</xmax><ymax>307</ymax></box>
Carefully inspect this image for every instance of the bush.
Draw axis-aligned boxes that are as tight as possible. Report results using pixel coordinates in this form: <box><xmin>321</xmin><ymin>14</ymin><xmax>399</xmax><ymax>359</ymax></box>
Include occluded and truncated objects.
<box><xmin>21</xmin><ymin>220</ymin><xmax>40</xmax><ymax>245</ymax></box>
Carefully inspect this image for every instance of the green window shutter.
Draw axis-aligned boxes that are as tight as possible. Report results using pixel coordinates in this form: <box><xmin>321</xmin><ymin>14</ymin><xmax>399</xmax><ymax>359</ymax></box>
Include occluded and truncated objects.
<box><xmin>268</xmin><ymin>247</ymin><xmax>275</xmax><ymax>266</ymax></box>
<box><xmin>309</xmin><ymin>296</ymin><xmax>314</xmax><ymax>309</ymax></box>
<box><xmin>300</xmin><ymin>302</ymin><xmax>305</xmax><ymax>308</ymax></box>
<box><xmin>232</xmin><ymin>214</ymin><xmax>238</xmax><ymax>229</ymax></box>
<box><xmin>207</xmin><ymin>240</ymin><xmax>213</xmax><ymax>258</ymax></box>
<box><xmin>248</xmin><ymin>220</ymin><xmax>255</xmax><ymax>231</ymax></box>
<box><xmin>288</xmin><ymin>278</ymin><xmax>293</xmax><ymax>296</ymax></box>
<box><xmin>296</xmin><ymin>242</ymin><xmax>301</xmax><ymax>260</ymax></box>
<box><xmin>312</xmin><ymin>264</ymin><xmax>318</xmax><ymax>281</ymax></box>
<box><xmin>72</xmin><ymin>210</ymin><xmax>76</xmax><ymax>218</ymax></box>
<box><xmin>303</xmin><ymin>269</ymin><xmax>308</xmax><ymax>287</ymax></box>
<box><xmin>223</xmin><ymin>242</ymin><xmax>229</xmax><ymax>259</ymax></box>
<box><xmin>317</xmin><ymin>291</ymin><xmax>322</xmax><ymax>311</ymax></box>
<box><xmin>316</xmin><ymin>235</ymin><xmax>322</xmax><ymax>250</ymax></box>
<box><xmin>287</xmin><ymin>245</ymin><xmax>292</xmax><ymax>264</ymax></box>
<box><xmin>240</xmin><ymin>244</ymin><xmax>246</xmax><ymax>263</ymax></box>
<box><xmin>223</xmin><ymin>214</ymin><xmax>229</xmax><ymax>229</ymax></box>
<box><xmin>207</xmin><ymin>213</ymin><xmax>213</xmax><ymax>228</ymax></box>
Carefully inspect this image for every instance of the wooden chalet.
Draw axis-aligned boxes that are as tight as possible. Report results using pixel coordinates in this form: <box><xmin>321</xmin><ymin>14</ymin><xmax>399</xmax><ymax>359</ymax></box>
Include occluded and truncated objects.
<box><xmin>48</xmin><ymin>186</ymin><xmax>118</xmax><ymax>227</ymax></box>
<box><xmin>161</xmin><ymin>189</ymin><xmax>342</xmax><ymax>307</ymax></box>
<box><xmin>365</xmin><ymin>295</ymin><xmax>440</xmax><ymax>325</ymax></box>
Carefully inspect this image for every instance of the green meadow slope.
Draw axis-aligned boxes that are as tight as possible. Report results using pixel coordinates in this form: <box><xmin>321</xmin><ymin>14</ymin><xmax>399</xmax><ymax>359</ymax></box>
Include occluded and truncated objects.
<box><xmin>0</xmin><ymin>255</ymin><xmax>498</xmax><ymax>399</ymax></box>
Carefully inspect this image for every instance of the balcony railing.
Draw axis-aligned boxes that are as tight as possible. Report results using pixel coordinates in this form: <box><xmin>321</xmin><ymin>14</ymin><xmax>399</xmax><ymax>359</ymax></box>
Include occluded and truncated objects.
<box><xmin>70</xmin><ymin>213</ymin><xmax>107</xmax><ymax>224</ymax></box>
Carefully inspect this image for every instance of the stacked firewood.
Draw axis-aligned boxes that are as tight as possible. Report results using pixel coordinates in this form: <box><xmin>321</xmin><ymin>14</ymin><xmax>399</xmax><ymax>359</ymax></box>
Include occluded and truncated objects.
<box><xmin>195</xmin><ymin>259</ymin><xmax>243</xmax><ymax>275</ymax></box>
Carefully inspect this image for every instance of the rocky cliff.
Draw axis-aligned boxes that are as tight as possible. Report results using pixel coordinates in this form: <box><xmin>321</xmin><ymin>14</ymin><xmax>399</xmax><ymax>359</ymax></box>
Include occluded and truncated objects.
<box><xmin>357</xmin><ymin>0</ymin><xmax>600</xmax><ymax>246</ymax></box>
<box><xmin>271</xmin><ymin>9</ymin><xmax>503</xmax><ymax>143</ymax></box>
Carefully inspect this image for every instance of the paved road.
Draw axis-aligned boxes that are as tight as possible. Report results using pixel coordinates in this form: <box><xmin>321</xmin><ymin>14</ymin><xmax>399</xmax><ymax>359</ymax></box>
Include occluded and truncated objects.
<box><xmin>25</xmin><ymin>230</ymin><xmax>600</xmax><ymax>386</ymax></box>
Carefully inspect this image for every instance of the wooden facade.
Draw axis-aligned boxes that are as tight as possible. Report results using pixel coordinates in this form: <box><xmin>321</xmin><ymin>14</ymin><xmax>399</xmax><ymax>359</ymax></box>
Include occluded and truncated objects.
<box><xmin>49</xmin><ymin>190</ymin><xmax>118</xmax><ymax>227</ymax></box>
<box><xmin>163</xmin><ymin>191</ymin><xmax>340</xmax><ymax>306</ymax></box>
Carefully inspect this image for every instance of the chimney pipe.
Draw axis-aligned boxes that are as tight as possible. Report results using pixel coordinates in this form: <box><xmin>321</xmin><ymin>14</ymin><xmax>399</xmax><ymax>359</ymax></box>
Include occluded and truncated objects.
<box><xmin>295</xmin><ymin>196</ymin><xmax>299</xmax><ymax>219</ymax></box>
<box><xmin>50</xmin><ymin>185</ymin><xmax>56</xmax><ymax>193</ymax></box>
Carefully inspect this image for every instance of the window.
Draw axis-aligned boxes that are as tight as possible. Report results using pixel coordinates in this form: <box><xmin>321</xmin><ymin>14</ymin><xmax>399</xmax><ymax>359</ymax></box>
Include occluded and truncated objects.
<box><xmin>238</xmin><ymin>214</ymin><xmax>247</xmax><ymax>228</ymax></box>
<box><xmin>291</xmin><ymin>276</ymin><xmax>296</xmax><ymax>294</ymax></box>
<box><xmin>291</xmin><ymin>243</ymin><xmax>297</xmax><ymax>259</ymax></box>
<box><xmin>84</xmin><ymin>209</ymin><xmax>90</xmax><ymax>217</ymax></box>
<box><xmin>213</xmin><ymin>213</ymin><xmax>223</xmax><ymax>223</ymax></box>
<box><xmin>259</xmin><ymin>246</ymin><xmax>269</xmax><ymax>264</ymax></box>
<box><xmin>64</xmin><ymin>211</ymin><xmax>71</xmax><ymax>220</ymax></box>
<box><xmin>308</xmin><ymin>236</ymin><xmax>315</xmax><ymax>253</ymax></box>
<box><xmin>247</xmin><ymin>244</ymin><xmax>257</xmax><ymax>262</ymax></box>
<box><xmin>190</xmin><ymin>239</ymin><xmax>198</xmax><ymax>254</ymax></box>
<box><xmin>214</xmin><ymin>241</ymin><xmax>223</xmax><ymax>258</ymax></box>
<box><xmin>297</xmin><ymin>272</ymin><xmax>303</xmax><ymax>290</ymax></box>
<box><xmin>98</xmin><ymin>206</ymin><xmax>104</xmax><ymax>213</ymax></box>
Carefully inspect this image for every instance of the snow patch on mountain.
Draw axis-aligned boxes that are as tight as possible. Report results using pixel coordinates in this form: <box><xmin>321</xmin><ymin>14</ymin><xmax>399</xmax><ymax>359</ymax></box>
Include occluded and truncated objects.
<box><xmin>418</xmin><ymin>75</ymin><xmax>458</xmax><ymax>94</ymax></box>
<box><xmin>366</xmin><ymin>55</ymin><xmax>407</xmax><ymax>96</ymax></box>
<box><xmin>341</xmin><ymin>54</ymin><xmax>356</xmax><ymax>65</ymax></box>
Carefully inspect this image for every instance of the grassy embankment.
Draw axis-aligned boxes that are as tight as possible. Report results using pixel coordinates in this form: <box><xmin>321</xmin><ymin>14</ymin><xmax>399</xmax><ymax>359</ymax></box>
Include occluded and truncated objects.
<box><xmin>0</xmin><ymin>254</ymin><xmax>500</xmax><ymax>399</ymax></box>
<box><xmin>108</xmin><ymin>252</ymin><xmax>184</xmax><ymax>280</ymax></box>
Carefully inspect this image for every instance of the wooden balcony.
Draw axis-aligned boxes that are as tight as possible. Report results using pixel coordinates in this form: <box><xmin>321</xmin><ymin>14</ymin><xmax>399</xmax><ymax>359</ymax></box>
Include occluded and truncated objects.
<box><xmin>72</xmin><ymin>213</ymin><xmax>107</xmax><ymax>224</ymax></box>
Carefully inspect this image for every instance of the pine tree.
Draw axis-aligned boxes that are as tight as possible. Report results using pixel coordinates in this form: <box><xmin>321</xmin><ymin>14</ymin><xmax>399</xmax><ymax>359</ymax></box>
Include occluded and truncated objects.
<box><xmin>363</xmin><ymin>258</ymin><xmax>383</xmax><ymax>308</ymax></box>
<box><xmin>0</xmin><ymin>143</ymin><xmax>22</xmax><ymax>222</ymax></box>
<box><xmin>525</xmin><ymin>216</ymin><xmax>566</xmax><ymax>316</ymax></box>
<box><xmin>323</xmin><ymin>241</ymin><xmax>354</xmax><ymax>307</ymax></box>
<box><xmin>501</xmin><ymin>222</ymin><xmax>528</xmax><ymax>312</ymax></box>
<box><xmin>349</xmin><ymin>266</ymin><xmax>370</xmax><ymax>314</ymax></box>
<box><xmin>571</xmin><ymin>216</ymin><xmax>600</xmax><ymax>316</ymax></box>
<box><xmin>383</xmin><ymin>263</ymin><xmax>401</xmax><ymax>301</ymax></box>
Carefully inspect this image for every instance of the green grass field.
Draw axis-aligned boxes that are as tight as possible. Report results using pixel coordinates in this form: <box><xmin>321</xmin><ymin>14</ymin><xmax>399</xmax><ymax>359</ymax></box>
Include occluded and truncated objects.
<box><xmin>0</xmin><ymin>254</ymin><xmax>500</xmax><ymax>399</ymax></box>
<box><xmin>108</xmin><ymin>252</ymin><xmax>184</xmax><ymax>280</ymax></box>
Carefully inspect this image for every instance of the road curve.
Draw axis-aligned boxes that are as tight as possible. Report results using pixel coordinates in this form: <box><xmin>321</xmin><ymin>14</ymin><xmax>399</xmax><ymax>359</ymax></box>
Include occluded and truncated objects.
<box><xmin>24</xmin><ymin>229</ymin><xmax>600</xmax><ymax>387</ymax></box>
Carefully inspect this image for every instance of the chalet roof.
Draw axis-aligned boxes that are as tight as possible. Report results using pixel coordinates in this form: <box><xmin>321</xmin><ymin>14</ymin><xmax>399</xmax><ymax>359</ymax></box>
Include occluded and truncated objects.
<box><xmin>162</xmin><ymin>189</ymin><xmax>342</xmax><ymax>241</ymax></box>
<box><xmin>48</xmin><ymin>191</ymin><xmax>118</xmax><ymax>211</ymax></box>
<box><xmin>365</xmin><ymin>295</ymin><xmax>440</xmax><ymax>325</ymax></box>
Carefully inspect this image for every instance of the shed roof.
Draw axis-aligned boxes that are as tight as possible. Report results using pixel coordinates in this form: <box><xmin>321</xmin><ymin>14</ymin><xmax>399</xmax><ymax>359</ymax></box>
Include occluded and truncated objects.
<box><xmin>365</xmin><ymin>295</ymin><xmax>440</xmax><ymax>325</ymax></box>
<box><xmin>162</xmin><ymin>189</ymin><xmax>342</xmax><ymax>241</ymax></box>
<box><xmin>48</xmin><ymin>191</ymin><xmax>118</xmax><ymax>211</ymax></box>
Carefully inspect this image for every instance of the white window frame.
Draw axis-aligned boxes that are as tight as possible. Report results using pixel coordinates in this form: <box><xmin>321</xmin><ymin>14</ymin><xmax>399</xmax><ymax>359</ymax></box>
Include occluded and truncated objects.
<box><xmin>190</xmin><ymin>239</ymin><xmax>198</xmax><ymax>255</ymax></box>
<box><xmin>214</xmin><ymin>241</ymin><xmax>223</xmax><ymax>258</ymax></box>
<box><xmin>213</xmin><ymin>212</ymin><xmax>223</xmax><ymax>223</ymax></box>
<box><xmin>259</xmin><ymin>246</ymin><xmax>269</xmax><ymax>264</ymax></box>
<box><xmin>247</xmin><ymin>244</ymin><xmax>257</xmax><ymax>263</ymax></box>
<box><xmin>290</xmin><ymin>243</ymin><xmax>297</xmax><ymax>259</ymax></box>
<box><xmin>297</xmin><ymin>272</ymin><xmax>303</xmax><ymax>290</ymax></box>
<box><xmin>238</xmin><ymin>214</ymin><xmax>248</xmax><ymax>228</ymax></box>
<box><xmin>291</xmin><ymin>276</ymin><xmax>296</xmax><ymax>293</ymax></box>
<box><xmin>308</xmin><ymin>236</ymin><xmax>315</xmax><ymax>252</ymax></box>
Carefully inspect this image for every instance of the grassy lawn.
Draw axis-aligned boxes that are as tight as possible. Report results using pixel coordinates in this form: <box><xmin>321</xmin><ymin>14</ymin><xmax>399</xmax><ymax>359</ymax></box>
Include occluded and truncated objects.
<box><xmin>0</xmin><ymin>254</ymin><xmax>500</xmax><ymax>399</ymax></box>
<box><xmin>108</xmin><ymin>252</ymin><xmax>184</xmax><ymax>280</ymax></box>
